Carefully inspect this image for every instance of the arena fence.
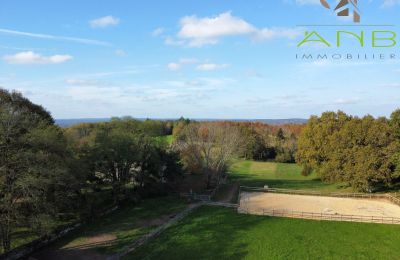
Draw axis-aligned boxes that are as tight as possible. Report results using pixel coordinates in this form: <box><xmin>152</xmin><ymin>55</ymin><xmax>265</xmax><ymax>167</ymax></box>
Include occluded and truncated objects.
<box><xmin>240</xmin><ymin>186</ymin><xmax>400</xmax><ymax>207</ymax></box>
<box><xmin>238</xmin><ymin>207</ymin><xmax>400</xmax><ymax>225</ymax></box>
<box><xmin>238</xmin><ymin>186</ymin><xmax>400</xmax><ymax>225</ymax></box>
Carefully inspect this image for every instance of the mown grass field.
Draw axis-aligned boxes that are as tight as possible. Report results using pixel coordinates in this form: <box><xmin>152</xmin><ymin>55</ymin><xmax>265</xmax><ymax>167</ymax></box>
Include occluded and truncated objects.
<box><xmin>229</xmin><ymin>160</ymin><xmax>351</xmax><ymax>192</ymax></box>
<box><xmin>126</xmin><ymin>206</ymin><xmax>400</xmax><ymax>260</ymax></box>
<box><xmin>33</xmin><ymin>196</ymin><xmax>187</xmax><ymax>258</ymax></box>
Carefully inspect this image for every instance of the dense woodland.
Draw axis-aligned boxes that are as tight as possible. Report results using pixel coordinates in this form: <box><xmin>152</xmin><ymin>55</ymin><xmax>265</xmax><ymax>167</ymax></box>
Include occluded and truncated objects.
<box><xmin>1</xmin><ymin>88</ymin><xmax>400</xmax><ymax>253</ymax></box>
<box><xmin>297</xmin><ymin>111</ymin><xmax>400</xmax><ymax>192</ymax></box>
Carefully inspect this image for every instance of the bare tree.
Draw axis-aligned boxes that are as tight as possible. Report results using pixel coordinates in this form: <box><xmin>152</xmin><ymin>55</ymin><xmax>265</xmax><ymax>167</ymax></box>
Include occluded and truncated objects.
<box><xmin>176</xmin><ymin>123</ymin><xmax>244</xmax><ymax>188</ymax></box>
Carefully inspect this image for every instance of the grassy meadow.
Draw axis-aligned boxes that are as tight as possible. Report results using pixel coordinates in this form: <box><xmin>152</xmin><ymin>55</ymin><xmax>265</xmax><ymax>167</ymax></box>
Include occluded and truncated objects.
<box><xmin>126</xmin><ymin>206</ymin><xmax>400</xmax><ymax>260</ymax></box>
<box><xmin>229</xmin><ymin>160</ymin><xmax>351</xmax><ymax>192</ymax></box>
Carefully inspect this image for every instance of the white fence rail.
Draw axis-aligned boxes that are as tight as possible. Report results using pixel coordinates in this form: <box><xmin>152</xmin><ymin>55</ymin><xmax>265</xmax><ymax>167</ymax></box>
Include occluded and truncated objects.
<box><xmin>239</xmin><ymin>207</ymin><xmax>400</xmax><ymax>225</ymax></box>
<box><xmin>240</xmin><ymin>186</ymin><xmax>400</xmax><ymax>207</ymax></box>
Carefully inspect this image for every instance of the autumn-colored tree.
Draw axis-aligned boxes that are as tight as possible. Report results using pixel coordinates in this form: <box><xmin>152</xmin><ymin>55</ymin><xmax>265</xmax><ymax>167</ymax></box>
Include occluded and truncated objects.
<box><xmin>297</xmin><ymin>111</ymin><xmax>400</xmax><ymax>191</ymax></box>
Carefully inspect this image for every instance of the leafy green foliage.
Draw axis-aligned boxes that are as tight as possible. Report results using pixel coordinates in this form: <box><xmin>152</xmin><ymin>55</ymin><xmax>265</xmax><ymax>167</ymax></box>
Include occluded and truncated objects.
<box><xmin>0</xmin><ymin>89</ymin><xmax>79</xmax><ymax>252</ymax></box>
<box><xmin>297</xmin><ymin>111</ymin><xmax>400</xmax><ymax>192</ymax></box>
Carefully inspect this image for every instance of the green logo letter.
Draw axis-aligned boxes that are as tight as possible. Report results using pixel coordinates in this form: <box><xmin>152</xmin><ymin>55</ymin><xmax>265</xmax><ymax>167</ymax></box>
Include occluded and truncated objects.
<box><xmin>297</xmin><ymin>31</ymin><xmax>331</xmax><ymax>47</ymax></box>
<box><xmin>372</xmin><ymin>31</ymin><xmax>396</xmax><ymax>48</ymax></box>
<box><xmin>337</xmin><ymin>31</ymin><xmax>364</xmax><ymax>47</ymax></box>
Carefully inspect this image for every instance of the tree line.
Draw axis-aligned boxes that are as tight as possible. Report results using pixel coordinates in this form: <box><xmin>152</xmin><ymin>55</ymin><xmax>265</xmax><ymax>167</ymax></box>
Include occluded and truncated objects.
<box><xmin>0</xmin><ymin>89</ymin><xmax>181</xmax><ymax>253</ymax></box>
<box><xmin>297</xmin><ymin>110</ymin><xmax>400</xmax><ymax>192</ymax></box>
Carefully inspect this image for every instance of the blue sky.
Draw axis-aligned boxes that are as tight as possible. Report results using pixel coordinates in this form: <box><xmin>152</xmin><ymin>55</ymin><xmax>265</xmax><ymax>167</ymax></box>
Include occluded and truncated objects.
<box><xmin>0</xmin><ymin>0</ymin><xmax>399</xmax><ymax>119</ymax></box>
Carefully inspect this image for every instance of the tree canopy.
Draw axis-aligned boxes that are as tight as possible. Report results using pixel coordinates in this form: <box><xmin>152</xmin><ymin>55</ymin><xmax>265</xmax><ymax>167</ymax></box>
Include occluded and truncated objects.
<box><xmin>297</xmin><ymin>111</ymin><xmax>400</xmax><ymax>192</ymax></box>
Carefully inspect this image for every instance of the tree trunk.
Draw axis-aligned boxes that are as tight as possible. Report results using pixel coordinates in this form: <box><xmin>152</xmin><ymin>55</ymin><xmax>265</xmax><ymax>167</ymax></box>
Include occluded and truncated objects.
<box><xmin>206</xmin><ymin>172</ymin><xmax>212</xmax><ymax>189</ymax></box>
<box><xmin>1</xmin><ymin>224</ymin><xmax>11</xmax><ymax>253</ymax></box>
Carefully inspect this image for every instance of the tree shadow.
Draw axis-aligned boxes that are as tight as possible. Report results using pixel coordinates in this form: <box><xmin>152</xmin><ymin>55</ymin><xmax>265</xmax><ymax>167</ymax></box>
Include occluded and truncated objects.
<box><xmin>230</xmin><ymin>172</ymin><xmax>336</xmax><ymax>190</ymax></box>
<box><xmin>31</xmin><ymin>197</ymin><xmax>187</xmax><ymax>258</ymax></box>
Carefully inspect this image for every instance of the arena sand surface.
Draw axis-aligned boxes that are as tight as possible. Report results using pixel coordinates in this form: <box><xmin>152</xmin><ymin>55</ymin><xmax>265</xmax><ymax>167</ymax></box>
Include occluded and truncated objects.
<box><xmin>239</xmin><ymin>192</ymin><xmax>400</xmax><ymax>218</ymax></box>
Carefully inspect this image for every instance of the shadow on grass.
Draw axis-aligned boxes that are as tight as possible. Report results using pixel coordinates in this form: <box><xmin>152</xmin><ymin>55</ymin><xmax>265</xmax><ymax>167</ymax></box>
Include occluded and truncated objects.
<box><xmin>230</xmin><ymin>173</ymin><xmax>334</xmax><ymax>190</ymax></box>
<box><xmin>32</xmin><ymin>196</ymin><xmax>187</xmax><ymax>258</ymax></box>
<box><xmin>127</xmin><ymin>206</ymin><xmax>266</xmax><ymax>260</ymax></box>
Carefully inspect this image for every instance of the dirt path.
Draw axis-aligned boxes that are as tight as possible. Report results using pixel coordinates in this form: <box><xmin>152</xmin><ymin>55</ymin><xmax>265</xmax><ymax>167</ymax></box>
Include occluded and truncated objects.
<box><xmin>110</xmin><ymin>203</ymin><xmax>202</xmax><ymax>260</ymax></box>
<box><xmin>31</xmin><ymin>233</ymin><xmax>117</xmax><ymax>260</ymax></box>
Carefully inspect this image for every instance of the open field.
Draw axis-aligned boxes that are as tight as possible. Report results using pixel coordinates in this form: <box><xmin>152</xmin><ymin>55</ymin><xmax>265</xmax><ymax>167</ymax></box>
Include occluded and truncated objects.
<box><xmin>125</xmin><ymin>206</ymin><xmax>400</xmax><ymax>260</ymax></box>
<box><xmin>32</xmin><ymin>196</ymin><xmax>187</xmax><ymax>259</ymax></box>
<box><xmin>240</xmin><ymin>192</ymin><xmax>400</xmax><ymax>219</ymax></box>
<box><xmin>228</xmin><ymin>160</ymin><xmax>351</xmax><ymax>192</ymax></box>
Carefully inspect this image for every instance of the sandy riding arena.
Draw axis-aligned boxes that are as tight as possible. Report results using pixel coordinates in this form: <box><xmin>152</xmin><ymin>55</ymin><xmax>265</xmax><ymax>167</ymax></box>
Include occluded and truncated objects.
<box><xmin>239</xmin><ymin>192</ymin><xmax>400</xmax><ymax>224</ymax></box>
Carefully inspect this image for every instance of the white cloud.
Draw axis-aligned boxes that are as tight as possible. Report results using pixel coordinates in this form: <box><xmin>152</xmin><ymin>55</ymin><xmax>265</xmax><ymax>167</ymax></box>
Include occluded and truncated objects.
<box><xmin>167</xmin><ymin>59</ymin><xmax>229</xmax><ymax>72</ymax></box>
<box><xmin>3</xmin><ymin>51</ymin><xmax>72</xmax><ymax>65</ymax></box>
<box><xmin>334</xmin><ymin>98</ymin><xmax>361</xmax><ymax>105</ymax></box>
<box><xmin>0</xmin><ymin>28</ymin><xmax>111</xmax><ymax>46</ymax></box>
<box><xmin>167</xmin><ymin>58</ymin><xmax>199</xmax><ymax>71</ymax></box>
<box><xmin>90</xmin><ymin>16</ymin><xmax>120</xmax><ymax>28</ymax></box>
<box><xmin>196</xmin><ymin>63</ymin><xmax>229</xmax><ymax>71</ymax></box>
<box><xmin>172</xmin><ymin>12</ymin><xmax>302</xmax><ymax>47</ymax></box>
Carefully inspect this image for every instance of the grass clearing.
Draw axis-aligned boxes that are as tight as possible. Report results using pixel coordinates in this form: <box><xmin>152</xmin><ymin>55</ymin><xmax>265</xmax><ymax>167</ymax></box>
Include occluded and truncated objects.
<box><xmin>125</xmin><ymin>205</ymin><xmax>400</xmax><ymax>260</ymax></box>
<box><xmin>156</xmin><ymin>135</ymin><xmax>174</xmax><ymax>145</ymax></box>
<box><xmin>33</xmin><ymin>196</ymin><xmax>187</xmax><ymax>258</ymax></box>
<box><xmin>229</xmin><ymin>160</ymin><xmax>351</xmax><ymax>192</ymax></box>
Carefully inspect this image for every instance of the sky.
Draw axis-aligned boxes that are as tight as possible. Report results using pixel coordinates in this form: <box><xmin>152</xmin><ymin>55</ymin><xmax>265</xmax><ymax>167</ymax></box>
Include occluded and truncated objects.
<box><xmin>0</xmin><ymin>0</ymin><xmax>400</xmax><ymax>119</ymax></box>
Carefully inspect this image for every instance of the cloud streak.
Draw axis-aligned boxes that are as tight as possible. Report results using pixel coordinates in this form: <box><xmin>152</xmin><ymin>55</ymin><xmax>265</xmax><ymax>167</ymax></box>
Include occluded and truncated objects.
<box><xmin>0</xmin><ymin>28</ymin><xmax>112</xmax><ymax>46</ymax></box>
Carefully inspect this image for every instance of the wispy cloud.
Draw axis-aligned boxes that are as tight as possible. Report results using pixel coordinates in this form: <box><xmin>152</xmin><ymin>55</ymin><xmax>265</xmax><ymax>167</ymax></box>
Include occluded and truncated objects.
<box><xmin>152</xmin><ymin>27</ymin><xmax>165</xmax><ymax>37</ymax></box>
<box><xmin>166</xmin><ymin>58</ymin><xmax>229</xmax><ymax>72</ymax></box>
<box><xmin>0</xmin><ymin>28</ymin><xmax>112</xmax><ymax>46</ymax></box>
<box><xmin>292</xmin><ymin>0</ymin><xmax>320</xmax><ymax>5</ymax></box>
<box><xmin>196</xmin><ymin>63</ymin><xmax>229</xmax><ymax>71</ymax></box>
<box><xmin>167</xmin><ymin>58</ymin><xmax>199</xmax><ymax>71</ymax></box>
<box><xmin>115</xmin><ymin>49</ymin><xmax>127</xmax><ymax>57</ymax></box>
<box><xmin>3</xmin><ymin>51</ymin><xmax>72</xmax><ymax>65</ymax></box>
<box><xmin>382</xmin><ymin>0</ymin><xmax>400</xmax><ymax>8</ymax></box>
<box><xmin>380</xmin><ymin>83</ymin><xmax>400</xmax><ymax>88</ymax></box>
<box><xmin>89</xmin><ymin>16</ymin><xmax>120</xmax><ymax>28</ymax></box>
<box><xmin>334</xmin><ymin>98</ymin><xmax>361</xmax><ymax>105</ymax></box>
<box><xmin>167</xmin><ymin>11</ymin><xmax>302</xmax><ymax>47</ymax></box>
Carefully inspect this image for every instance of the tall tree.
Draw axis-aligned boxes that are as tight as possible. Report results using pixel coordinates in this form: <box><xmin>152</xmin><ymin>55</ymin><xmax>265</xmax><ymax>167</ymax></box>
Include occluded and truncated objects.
<box><xmin>297</xmin><ymin>111</ymin><xmax>399</xmax><ymax>191</ymax></box>
<box><xmin>0</xmin><ymin>89</ymin><xmax>76</xmax><ymax>252</ymax></box>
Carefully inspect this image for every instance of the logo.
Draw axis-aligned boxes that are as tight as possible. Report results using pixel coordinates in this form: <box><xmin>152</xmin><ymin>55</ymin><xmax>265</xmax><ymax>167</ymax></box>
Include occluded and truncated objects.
<box><xmin>320</xmin><ymin>0</ymin><xmax>360</xmax><ymax>23</ymax></box>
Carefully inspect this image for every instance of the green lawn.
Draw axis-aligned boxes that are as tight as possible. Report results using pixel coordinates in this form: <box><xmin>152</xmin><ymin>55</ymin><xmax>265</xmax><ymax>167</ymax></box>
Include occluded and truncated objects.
<box><xmin>229</xmin><ymin>160</ymin><xmax>351</xmax><ymax>192</ymax></box>
<box><xmin>156</xmin><ymin>135</ymin><xmax>174</xmax><ymax>145</ymax></box>
<box><xmin>37</xmin><ymin>196</ymin><xmax>187</xmax><ymax>256</ymax></box>
<box><xmin>126</xmin><ymin>206</ymin><xmax>400</xmax><ymax>260</ymax></box>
